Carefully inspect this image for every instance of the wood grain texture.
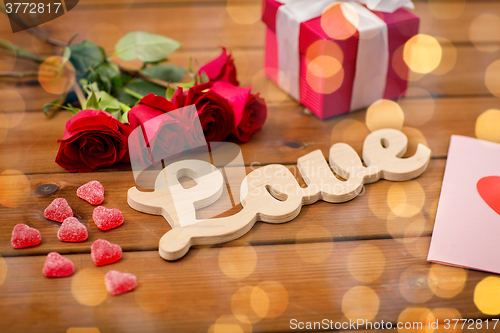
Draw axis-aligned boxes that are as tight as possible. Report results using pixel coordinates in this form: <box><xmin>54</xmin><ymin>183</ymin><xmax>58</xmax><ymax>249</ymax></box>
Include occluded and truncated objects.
<box><xmin>0</xmin><ymin>237</ymin><xmax>490</xmax><ymax>333</ymax></box>
<box><xmin>0</xmin><ymin>95</ymin><xmax>495</xmax><ymax>174</ymax></box>
<box><xmin>0</xmin><ymin>157</ymin><xmax>443</xmax><ymax>257</ymax></box>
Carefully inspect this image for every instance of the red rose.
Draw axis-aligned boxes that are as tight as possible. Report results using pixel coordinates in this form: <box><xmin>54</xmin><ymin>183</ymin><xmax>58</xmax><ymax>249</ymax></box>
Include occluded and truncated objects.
<box><xmin>128</xmin><ymin>94</ymin><xmax>205</xmax><ymax>167</ymax></box>
<box><xmin>171</xmin><ymin>82</ymin><xmax>234</xmax><ymax>142</ymax></box>
<box><xmin>198</xmin><ymin>48</ymin><xmax>239</xmax><ymax>86</ymax></box>
<box><xmin>211</xmin><ymin>81</ymin><xmax>267</xmax><ymax>142</ymax></box>
<box><xmin>55</xmin><ymin>109</ymin><xmax>131</xmax><ymax>172</ymax></box>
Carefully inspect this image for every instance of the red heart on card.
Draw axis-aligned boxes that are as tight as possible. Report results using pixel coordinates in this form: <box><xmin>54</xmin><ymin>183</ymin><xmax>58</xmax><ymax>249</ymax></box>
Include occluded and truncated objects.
<box><xmin>105</xmin><ymin>270</ymin><xmax>137</xmax><ymax>296</ymax></box>
<box><xmin>91</xmin><ymin>239</ymin><xmax>122</xmax><ymax>266</ymax></box>
<box><xmin>477</xmin><ymin>176</ymin><xmax>500</xmax><ymax>216</ymax></box>
<box><xmin>42</xmin><ymin>252</ymin><xmax>74</xmax><ymax>278</ymax></box>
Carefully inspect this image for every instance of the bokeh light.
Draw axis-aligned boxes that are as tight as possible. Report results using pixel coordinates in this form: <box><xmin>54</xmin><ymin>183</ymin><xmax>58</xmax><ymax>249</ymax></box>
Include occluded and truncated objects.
<box><xmin>428</xmin><ymin>264</ymin><xmax>467</xmax><ymax>299</ymax></box>
<box><xmin>134</xmin><ymin>274</ymin><xmax>172</xmax><ymax>313</ymax></box>
<box><xmin>0</xmin><ymin>169</ymin><xmax>31</xmax><ymax>208</ymax></box>
<box><xmin>474</xmin><ymin>276</ymin><xmax>500</xmax><ymax>315</ymax></box>
<box><xmin>365</xmin><ymin>99</ymin><xmax>404</xmax><ymax>131</ymax></box>
<box><xmin>71</xmin><ymin>268</ymin><xmax>107</xmax><ymax>307</ymax></box>
<box><xmin>207</xmin><ymin>315</ymin><xmax>252</xmax><ymax>333</ymax></box>
<box><xmin>404</xmin><ymin>237</ymin><xmax>431</xmax><ymax>259</ymax></box>
<box><xmin>401</xmin><ymin>128</ymin><xmax>430</xmax><ymax>157</ymax></box>
<box><xmin>368</xmin><ymin>181</ymin><xmax>392</xmax><ymax>220</ymax></box>
<box><xmin>226</xmin><ymin>0</ymin><xmax>261</xmax><ymax>25</ymax></box>
<box><xmin>295</xmin><ymin>226</ymin><xmax>333</xmax><ymax>264</ymax></box>
<box><xmin>0</xmin><ymin>256</ymin><xmax>7</xmax><ymax>286</ymax></box>
<box><xmin>469</xmin><ymin>13</ymin><xmax>500</xmax><ymax>53</ymax></box>
<box><xmin>430</xmin><ymin>308</ymin><xmax>462</xmax><ymax>333</ymax></box>
<box><xmin>232</xmin><ymin>285</ymin><xmax>264</xmax><ymax>324</ymax></box>
<box><xmin>306</xmin><ymin>58</ymin><xmax>344</xmax><ymax>95</ymax></box>
<box><xmin>305</xmin><ymin>39</ymin><xmax>345</xmax><ymax>95</ymax></box>
<box><xmin>399</xmin><ymin>265</ymin><xmax>433</xmax><ymax>303</ymax></box>
<box><xmin>397</xmin><ymin>307</ymin><xmax>431</xmax><ymax>333</ymax></box>
<box><xmin>475</xmin><ymin>109</ymin><xmax>500</xmax><ymax>143</ymax></box>
<box><xmin>0</xmin><ymin>89</ymin><xmax>26</xmax><ymax>129</ymax></box>
<box><xmin>404</xmin><ymin>34</ymin><xmax>442</xmax><ymax>74</ymax></box>
<box><xmin>218</xmin><ymin>243</ymin><xmax>257</xmax><ymax>280</ymax></box>
<box><xmin>330</xmin><ymin>119</ymin><xmax>369</xmax><ymax>157</ymax></box>
<box><xmin>428</xmin><ymin>0</ymin><xmax>465</xmax><ymax>20</ymax></box>
<box><xmin>38</xmin><ymin>56</ymin><xmax>75</xmax><ymax>95</ymax></box>
<box><xmin>387</xmin><ymin>181</ymin><xmax>425</xmax><ymax>218</ymax></box>
<box><xmin>400</xmin><ymin>88</ymin><xmax>435</xmax><ymax>126</ymax></box>
<box><xmin>321</xmin><ymin>3</ymin><xmax>358</xmax><ymax>40</ymax></box>
<box><xmin>341</xmin><ymin>286</ymin><xmax>379</xmax><ymax>321</ymax></box>
<box><xmin>231</xmin><ymin>282</ymin><xmax>287</xmax><ymax>324</ymax></box>
<box><xmin>347</xmin><ymin>244</ymin><xmax>385</xmax><ymax>283</ymax></box>
<box><xmin>386</xmin><ymin>213</ymin><xmax>426</xmax><ymax>243</ymax></box>
<box><xmin>431</xmin><ymin>37</ymin><xmax>457</xmax><ymax>75</ymax></box>
<box><xmin>485</xmin><ymin>61</ymin><xmax>500</xmax><ymax>97</ymax></box>
<box><xmin>255</xmin><ymin>281</ymin><xmax>288</xmax><ymax>319</ymax></box>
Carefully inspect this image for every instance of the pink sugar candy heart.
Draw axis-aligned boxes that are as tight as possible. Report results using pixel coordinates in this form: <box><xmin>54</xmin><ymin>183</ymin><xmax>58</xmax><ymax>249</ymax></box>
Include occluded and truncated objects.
<box><xmin>42</xmin><ymin>252</ymin><xmax>74</xmax><ymax>278</ymax></box>
<box><xmin>44</xmin><ymin>198</ymin><xmax>73</xmax><ymax>223</ymax></box>
<box><xmin>77</xmin><ymin>180</ymin><xmax>105</xmax><ymax>205</ymax></box>
<box><xmin>91</xmin><ymin>239</ymin><xmax>122</xmax><ymax>266</ymax></box>
<box><xmin>11</xmin><ymin>224</ymin><xmax>41</xmax><ymax>249</ymax></box>
<box><xmin>105</xmin><ymin>270</ymin><xmax>137</xmax><ymax>296</ymax></box>
<box><xmin>93</xmin><ymin>206</ymin><xmax>123</xmax><ymax>231</ymax></box>
<box><xmin>57</xmin><ymin>217</ymin><xmax>88</xmax><ymax>242</ymax></box>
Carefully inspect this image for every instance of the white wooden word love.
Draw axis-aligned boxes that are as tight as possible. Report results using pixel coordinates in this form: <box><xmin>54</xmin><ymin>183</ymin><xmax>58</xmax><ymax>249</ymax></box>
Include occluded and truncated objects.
<box><xmin>128</xmin><ymin>128</ymin><xmax>431</xmax><ymax>260</ymax></box>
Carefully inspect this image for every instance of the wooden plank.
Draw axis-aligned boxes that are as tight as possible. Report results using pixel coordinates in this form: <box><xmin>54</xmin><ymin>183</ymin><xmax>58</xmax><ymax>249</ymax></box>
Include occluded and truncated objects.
<box><xmin>2</xmin><ymin>1</ymin><xmax>499</xmax><ymax>54</ymax></box>
<box><xmin>0</xmin><ymin>157</ymin><xmax>444</xmax><ymax>256</ymax></box>
<box><xmin>0</xmin><ymin>95</ymin><xmax>495</xmax><ymax>174</ymax></box>
<box><xmin>0</xmin><ymin>237</ymin><xmax>491</xmax><ymax>332</ymax></box>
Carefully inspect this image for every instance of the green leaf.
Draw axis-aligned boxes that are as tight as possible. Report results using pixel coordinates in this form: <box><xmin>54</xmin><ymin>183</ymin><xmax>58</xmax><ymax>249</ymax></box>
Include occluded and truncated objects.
<box><xmin>200</xmin><ymin>70</ymin><xmax>209</xmax><ymax>84</ymax></box>
<box><xmin>141</xmin><ymin>64</ymin><xmax>186</xmax><ymax>83</ymax></box>
<box><xmin>125</xmin><ymin>79</ymin><xmax>166</xmax><ymax>98</ymax></box>
<box><xmin>111</xmin><ymin>86</ymin><xmax>138</xmax><ymax>106</ymax></box>
<box><xmin>175</xmin><ymin>81</ymin><xmax>195</xmax><ymax>89</ymax></box>
<box><xmin>166</xmin><ymin>84</ymin><xmax>175</xmax><ymax>101</ymax></box>
<box><xmin>97</xmin><ymin>91</ymin><xmax>121</xmax><ymax>111</ymax></box>
<box><xmin>86</xmin><ymin>87</ymin><xmax>100</xmax><ymax>110</ymax></box>
<box><xmin>69</xmin><ymin>40</ymin><xmax>105</xmax><ymax>74</ymax></box>
<box><xmin>43</xmin><ymin>94</ymin><xmax>66</xmax><ymax>115</ymax></box>
<box><xmin>113</xmin><ymin>31</ymin><xmax>181</xmax><ymax>62</ymax></box>
<box><xmin>63</xmin><ymin>47</ymin><xmax>71</xmax><ymax>60</ymax></box>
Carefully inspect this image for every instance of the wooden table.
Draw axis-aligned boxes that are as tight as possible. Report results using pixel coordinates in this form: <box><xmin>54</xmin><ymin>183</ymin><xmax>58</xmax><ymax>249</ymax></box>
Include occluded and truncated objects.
<box><xmin>1</xmin><ymin>0</ymin><xmax>500</xmax><ymax>332</ymax></box>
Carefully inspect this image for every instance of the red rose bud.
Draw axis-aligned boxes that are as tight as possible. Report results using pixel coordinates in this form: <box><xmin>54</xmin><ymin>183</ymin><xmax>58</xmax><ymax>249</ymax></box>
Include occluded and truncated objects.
<box><xmin>55</xmin><ymin>110</ymin><xmax>131</xmax><ymax>172</ymax></box>
<box><xmin>211</xmin><ymin>81</ymin><xmax>267</xmax><ymax>143</ymax></box>
<box><xmin>172</xmin><ymin>83</ymin><xmax>234</xmax><ymax>143</ymax></box>
<box><xmin>198</xmin><ymin>47</ymin><xmax>239</xmax><ymax>86</ymax></box>
<box><xmin>127</xmin><ymin>93</ymin><xmax>177</xmax><ymax>131</ymax></box>
<box><xmin>128</xmin><ymin>94</ymin><xmax>206</xmax><ymax>167</ymax></box>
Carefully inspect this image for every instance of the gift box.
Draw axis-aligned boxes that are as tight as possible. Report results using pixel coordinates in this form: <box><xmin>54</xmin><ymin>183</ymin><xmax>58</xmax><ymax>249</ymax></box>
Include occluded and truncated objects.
<box><xmin>262</xmin><ymin>0</ymin><xmax>419</xmax><ymax>119</ymax></box>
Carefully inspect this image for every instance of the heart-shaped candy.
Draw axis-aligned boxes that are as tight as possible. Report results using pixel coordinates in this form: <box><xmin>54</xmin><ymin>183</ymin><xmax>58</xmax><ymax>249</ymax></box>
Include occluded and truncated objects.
<box><xmin>477</xmin><ymin>176</ymin><xmax>500</xmax><ymax>216</ymax></box>
<box><xmin>91</xmin><ymin>239</ymin><xmax>122</xmax><ymax>266</ymax></box>
<box><xmin>105</xmin><ymin>270</ymin><xmax>137</xmax><ymax>296</ymax></box>
<box><xmin>44</xmin><ymin>198</ymin><xmax>73</xmax><ymax>223</ymax></box>
<box><xmin>42</xmin><ymin>252</ymin><xmax>74</xmax><ymax>277</ymax></box>
<box><xmin>77</xmin><ymin>180</ymin><xmax>105</xmax><ymax>205</ymax></box>
<box><xmin>57</xmin><ymin>217</ymin><xmax>88</xmax><ymax>242</ymax></box>
<box><xmin>93</xmin><ymin>206</ymin><xmax>123</xmax><ymax>231</ymax></box>
<box><xmin>11</xmin><ymin>224</ymin><xmax>42</xmax><ymax>249</ymax></box>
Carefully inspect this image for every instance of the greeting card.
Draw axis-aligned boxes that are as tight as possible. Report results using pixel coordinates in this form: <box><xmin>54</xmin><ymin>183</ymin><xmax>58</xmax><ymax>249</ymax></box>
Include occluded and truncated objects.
<box><xmin>428</xmin><ymin>135</ymin><xmax>500</xmax><ymax>274</ymax></box>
